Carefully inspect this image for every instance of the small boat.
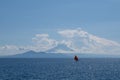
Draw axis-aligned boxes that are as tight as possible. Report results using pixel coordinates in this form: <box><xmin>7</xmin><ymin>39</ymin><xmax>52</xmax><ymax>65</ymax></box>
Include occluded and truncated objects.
<box><xmin>74</xmin><ymin>55</ymin><xmax>78</xmax><ymax>61</ymax></box>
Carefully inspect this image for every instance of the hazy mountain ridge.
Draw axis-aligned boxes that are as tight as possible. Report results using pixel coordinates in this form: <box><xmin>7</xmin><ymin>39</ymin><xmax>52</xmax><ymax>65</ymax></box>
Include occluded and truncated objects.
<box><xmin>3</xmin><ymin>50</ymin><xmax>71</xmax><ymax>58</ymax></box>
<box><xmin>2</xmin><ymin>50</ymin><xmax>120</xmax><ymax>58</ymax></box>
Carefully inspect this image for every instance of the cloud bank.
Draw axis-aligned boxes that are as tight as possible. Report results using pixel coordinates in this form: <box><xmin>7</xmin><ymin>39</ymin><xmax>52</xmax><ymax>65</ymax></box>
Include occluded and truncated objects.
<box><xmin>0</xmin><ymin>28</ymin><xmax>120</xmax><ymax>56</ymax></box>
<box><xmin>32</xmin><ymin>34</ymin><xmax>58</xmax><ymax>52</ymax></box>
<box><xmin>58</xmin><ymin>28</ymin><xmax>120</xmax><ymax>54</ymax></box>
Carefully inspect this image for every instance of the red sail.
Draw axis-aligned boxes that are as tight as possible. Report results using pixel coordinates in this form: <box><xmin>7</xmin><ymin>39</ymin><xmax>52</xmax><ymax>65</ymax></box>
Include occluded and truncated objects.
<box><xmin>74</xmin><ymin>55</ymin><xmax>78</xmax><ymax>61</ymax></box>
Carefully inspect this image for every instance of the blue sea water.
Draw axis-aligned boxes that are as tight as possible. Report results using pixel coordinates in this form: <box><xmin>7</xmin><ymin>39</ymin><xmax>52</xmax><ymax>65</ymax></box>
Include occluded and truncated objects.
<box><xmin>0</xmin><ymin>58</ymin><xmax>120</xmax><ymax>80</ymax></box>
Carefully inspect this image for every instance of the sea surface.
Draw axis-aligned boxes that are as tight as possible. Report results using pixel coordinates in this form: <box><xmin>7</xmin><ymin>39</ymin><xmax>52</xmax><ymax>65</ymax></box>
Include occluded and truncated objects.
<box><xmin>0</xmin><ymin>58</ymin><xmax>120</xmax><ymax>80</ymax></box>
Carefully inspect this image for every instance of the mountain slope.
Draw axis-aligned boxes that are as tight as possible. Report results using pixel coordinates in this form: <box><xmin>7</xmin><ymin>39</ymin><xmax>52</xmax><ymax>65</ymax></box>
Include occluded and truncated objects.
<box><xmin>2</xmin><ymin>50</ymin><xmax>120</xmax><ymax>58</ymax></box>
<box><xmin>6</xmin><ymin>50</ymin><xmax>70</xmax><ymax>58</ymax></box>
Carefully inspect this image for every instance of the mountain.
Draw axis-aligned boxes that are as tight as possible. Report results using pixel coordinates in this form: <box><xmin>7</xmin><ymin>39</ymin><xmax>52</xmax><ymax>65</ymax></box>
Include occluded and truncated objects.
<box><xmin>2</xmin><ymin>50</ymin><xmax>120</xmax><ymax>58</ymax></box>
<box><xmin>46</xmin><ymin>43</ymin><xmax>74</xmax><ymax>53</ymax></box>
<box><xmin>5</xmin><ymin>50</ymin><xmax>71</xmax><ymax>58</ymax></box>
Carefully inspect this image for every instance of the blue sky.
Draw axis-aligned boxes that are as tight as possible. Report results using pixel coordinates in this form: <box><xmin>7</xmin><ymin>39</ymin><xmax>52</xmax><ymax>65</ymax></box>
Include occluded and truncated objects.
<box><xmin>0</xmin><ymin>0</ymin><xmax>120</xmax><ymax>46</ymax></box>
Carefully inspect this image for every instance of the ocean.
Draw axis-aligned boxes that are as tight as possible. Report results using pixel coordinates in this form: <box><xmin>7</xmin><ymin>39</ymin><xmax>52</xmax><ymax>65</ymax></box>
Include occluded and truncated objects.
<box><xmin>0</xmin><ymin>58</ymin><xmax>120</xmax><ymax>80</ymax></box>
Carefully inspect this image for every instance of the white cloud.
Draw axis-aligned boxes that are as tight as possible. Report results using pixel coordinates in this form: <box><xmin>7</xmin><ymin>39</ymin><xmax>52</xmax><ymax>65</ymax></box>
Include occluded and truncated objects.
<box><xmin>58</xmin><ymin>28</ymin><xmax>120</xmax><ymax>54</ymax></box>
<box><xmin>0</xmin><ymin>45</ymin><xmax>27</xmax><ymax>56</ymax></box>
<box><xmin>58</xmin><ymin>28</ymin><xmax>88</xmax><ymax>38</ymax></box>
<box><xmin>32</xmin><ymin>34</ymin><xmax>58</xmax><ymax>52</ymax></box>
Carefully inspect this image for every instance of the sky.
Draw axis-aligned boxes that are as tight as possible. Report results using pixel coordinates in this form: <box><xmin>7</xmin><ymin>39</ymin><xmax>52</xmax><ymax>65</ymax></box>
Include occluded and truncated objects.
<box><xmin>0</xmin><ymin>0</ymin><xmax>120</xmax><ymax>55</ymax></box>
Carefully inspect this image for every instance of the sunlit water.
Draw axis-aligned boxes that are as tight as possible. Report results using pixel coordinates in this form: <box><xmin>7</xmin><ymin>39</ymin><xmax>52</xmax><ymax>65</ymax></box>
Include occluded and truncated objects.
<box><xmin>0</xmin><ymin>58</ymin><xmax>120</xmax><ymax>80</ymax></box>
